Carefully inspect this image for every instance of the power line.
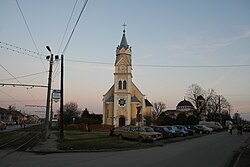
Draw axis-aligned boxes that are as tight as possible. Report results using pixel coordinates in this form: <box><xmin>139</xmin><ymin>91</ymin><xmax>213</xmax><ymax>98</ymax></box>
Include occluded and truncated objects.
<box><xmin>0</xmin><ymin>83</ymin><xmax>47</xmax><ymax>88</ymax></box>
<box><xmin>0</xmin><ymin>71</ymin><xmax>48</xmax><ymax>82</ymax></box>
<box><xmin>0</xmin><ymin>43</ymin><xmax>45</xmax><ymax>59</ymax></box>
<box><xmin>0</xmin><ymin>64</ymin><xmax>40</xmax><ymax>104</ymax></box>
<box><xmin>0</xmin><ymin>89</ymin><xmax>21</xmax><ymax>103</ymax></box>
<box><xmin>0</xmin><ymin>41</ymin><xmax>45</xmax><ymax>57</ymax></box>
<box><xmin>15</xmin><ymin>0</ymin><xmax>46</xmax><ymax>70</ymax></box>
<box><xmin>65</xmin><ymin>58</ymin><xmax>250</xmax><ymax>68</ymax></box>
<box><xmin>16</xmin><ymin>0</ymin><xmax>39</xmax><ymax>53</ymax></box>
<box><xmin>58</xmin><ymin>0</ymin><xmax>78</xmax><ymax>53</ymax></box>
<box><xmin>1</xmin><ymin>42</ymin><xmax>250</xmax><ymax>68</ymax></box>
<box><xmin>62</xmin><ymin>0</ymin><xmax>89</xmax><ymax>55</ymax></box>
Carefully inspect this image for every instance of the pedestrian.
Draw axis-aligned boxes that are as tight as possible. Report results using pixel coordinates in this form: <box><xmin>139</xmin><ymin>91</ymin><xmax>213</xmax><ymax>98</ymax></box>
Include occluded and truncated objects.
<box><xmin>228</xmin><ymin>124</ymin><xmax>233</xmax><ymax>135</ymax></box>
<box><xmin>239</xmin><ymin>124</ymin><xmax>243</xmax><ymax>135</ymax></box>
<box><xmin>109</xmin><ymin>125</ymin><xmax>115</xmax><ymax>137</ymax></box>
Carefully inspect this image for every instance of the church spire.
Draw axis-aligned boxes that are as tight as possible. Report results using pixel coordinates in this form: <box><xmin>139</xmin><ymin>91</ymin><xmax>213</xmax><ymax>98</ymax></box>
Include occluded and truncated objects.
<box><xmin>118</xmin><ymin>23</ymin><xmax>129</xmax><ymax>49</ymax></box>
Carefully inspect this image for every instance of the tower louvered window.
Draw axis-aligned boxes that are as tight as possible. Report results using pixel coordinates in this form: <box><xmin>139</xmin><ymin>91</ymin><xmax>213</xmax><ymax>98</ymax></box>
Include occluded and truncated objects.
<box><xmin>123</xmin><ymin>80</ymin><xmax>127</xmax><ymax>90</ymax></box>
<box><xmin>118</xmin><ymin>80</ymin><xmax>122</xmax><ymax>89</ymax></box>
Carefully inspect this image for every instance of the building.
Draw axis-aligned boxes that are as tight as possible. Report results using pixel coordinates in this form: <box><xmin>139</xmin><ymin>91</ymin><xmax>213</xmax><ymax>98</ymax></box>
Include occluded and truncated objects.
<box><xmin>164</xmin><ymin>98</ymin><xmax>195</xmax><ymax>118</ymax></box>
<box><xmin>0</xmin><ymin>107</ymin><xmax>24</xmax><ymax>124</ymax></box>
<box><xmin>164</xmin><ymin>96</ymin><xmax>207</xmax><ymax>120</ymax></box>
<box><xmin>103</xmin><ymin>29</ymin><xmax>153</xmax><ymax>127</ymax></box>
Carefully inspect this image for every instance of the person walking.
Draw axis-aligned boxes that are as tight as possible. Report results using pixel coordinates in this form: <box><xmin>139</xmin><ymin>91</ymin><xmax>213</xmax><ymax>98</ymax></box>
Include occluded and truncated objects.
<box><xmin>228</xmin><ymin>124</ymin><xmax>233</xmax><ymax>134</ymax></box>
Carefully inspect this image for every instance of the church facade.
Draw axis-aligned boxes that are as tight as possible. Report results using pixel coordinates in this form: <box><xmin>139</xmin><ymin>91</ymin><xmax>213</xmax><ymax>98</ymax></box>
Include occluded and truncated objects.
<box><xmin>103</xmin><ymin>30</ymin><xmax>153</xmax><ymax>127</ymax></box>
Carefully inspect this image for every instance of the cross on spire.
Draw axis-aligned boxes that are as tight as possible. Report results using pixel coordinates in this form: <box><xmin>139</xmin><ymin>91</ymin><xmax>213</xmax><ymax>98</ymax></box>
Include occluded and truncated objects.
<box><xmin>122</xmin><ymin>23</ymin><xmax>127</xmax><ymax>33</ymax></box>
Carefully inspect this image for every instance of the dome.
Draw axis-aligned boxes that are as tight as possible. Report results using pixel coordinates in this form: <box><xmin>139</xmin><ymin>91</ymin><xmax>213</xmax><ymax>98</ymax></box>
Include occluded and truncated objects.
<box><xmin>176</xmin><ymin>99</ymin><xmax>194</xmax><ymax>112</ymax></box>
<box><xmin>177</xmin><ymin>99</ymin><xmax>194</xmax><ymax>107</ymax></box>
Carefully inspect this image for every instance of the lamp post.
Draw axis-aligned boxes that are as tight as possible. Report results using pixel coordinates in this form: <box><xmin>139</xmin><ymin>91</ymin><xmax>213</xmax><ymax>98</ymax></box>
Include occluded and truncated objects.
<box><xmin>136</xmin><ymin>105</ymin><xmax>142</xmax><ymax>135</ymax></box>
<box><xmin>45</xmin><ymin>46</ymin><xmax>58</xmax><ymax>139</ymax></box>
<box><xmin>45</xmin><ymin>46</ymin><xmax>53</xmax><ymax>139</ymax></box>
<box><xmin>60</xmin><ymin>54</ymin><xmax>64</xmax><ymax>140</ymax></box>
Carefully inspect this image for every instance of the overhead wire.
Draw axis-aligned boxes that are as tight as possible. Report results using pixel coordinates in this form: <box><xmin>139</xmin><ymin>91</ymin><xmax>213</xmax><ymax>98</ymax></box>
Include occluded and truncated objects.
<box><xmin>0</xmin><ymin>71</ymin><xmax>48</xmax><ymax>82</ymax></box>
<box><xmin>0</xmin><ymin>44</ymin><xmax>45</xmax><ymax>60</ymax></box>
<box><xmin>65</xmin><ymin>58</ymin><xmax>250</xmax><ymax>68</ymax></box>
<box><xmin>15</xmin><ymin>0</ymin><xmax>46</xmax><ymax>70</ymax></box>
<box><xmin>58</xmin><ymin>0</ymin><xmax>78</xmax><ymax>54</ymax></box>
<box><xmin>1</xmin><ymin>43</ymin><xmax>250</xmax><ymax>68</ymax></box>
<box><xmin>0</xmin><ymin>63</ymin><xmax>39</xmax><ymax>104</ymax></box>
<box><xmin>61</xmin><ymin>0</ymin><xmax>89</xmax><ymax>55</ymax></box>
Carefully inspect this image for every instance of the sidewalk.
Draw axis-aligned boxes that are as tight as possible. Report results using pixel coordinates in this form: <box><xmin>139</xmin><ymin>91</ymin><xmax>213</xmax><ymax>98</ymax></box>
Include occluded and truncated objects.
<box><xmin>233</xmin><ymin>136</ymin><xmax>250</xmax><ymax>167</ymax></box>
<box><xmin>31</xmin><ymin>131</ymin><xmax>60</xmax><ymax>153</ymax></box>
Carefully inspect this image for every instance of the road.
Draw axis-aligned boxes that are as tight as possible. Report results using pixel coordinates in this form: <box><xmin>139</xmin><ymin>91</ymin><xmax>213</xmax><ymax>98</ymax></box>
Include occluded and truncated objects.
<box><xmin>0</xmin><ymin>130</ymin><xmax>249</xmax><ymax>167</ymax></box>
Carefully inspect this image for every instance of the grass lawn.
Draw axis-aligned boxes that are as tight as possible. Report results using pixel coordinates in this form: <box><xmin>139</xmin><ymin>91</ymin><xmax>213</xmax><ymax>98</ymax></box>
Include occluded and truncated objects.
<box><xmin>59</xmin><ymin>130</ymin><xmax>163</xmax><ymax>151</ymax></box>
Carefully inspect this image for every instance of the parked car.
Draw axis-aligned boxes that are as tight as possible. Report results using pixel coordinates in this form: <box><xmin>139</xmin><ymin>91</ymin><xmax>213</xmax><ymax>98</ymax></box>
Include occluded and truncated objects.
<box><xmin>113</xmin><ymin>126</ymin><xmax>162</xmax><ymax>142</ymax></box>
<box><xmin>165</xmin><ymin>126</ymin><xmax>180</xmax><ymax>137</ymax></box>
<box><xmin>174</xmin><ymin>125</ymin><xmax>188</xmax><ymax>137</ymax></box>
<box><xmin>0</xmin><ymin>121</ymin><xmax>7</xmax><ymax>130</ymax></box>
<box><xmin>152</xmin><ymin>126</ymin><xmax>173</xmax><ymax>139</ymax></box>
<box><xmin>243</xmin><ymin>125</ymin><xmax>250</xmax><ymax>132</ymax></box>
<box><xmin>199</xmin><ymin>121</ymin><xmax>223</xmax><ymax>131</ymax></box>
<box><xmin>196</xmin><ymin>125</ymin><xmax>213</xmax><ymax>134</ymax></box>
<box><xmin>185</xmin><ymin>125</ymin><xmax>195</xmax><ymax>136</ymax></box>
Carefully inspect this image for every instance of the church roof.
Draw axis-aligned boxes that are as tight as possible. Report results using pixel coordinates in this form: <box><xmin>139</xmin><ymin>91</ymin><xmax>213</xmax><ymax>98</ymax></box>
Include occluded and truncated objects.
<box><xmin>145</xmin><ymin>99</ymin><xmax>153</xmax><ymax>107</ymax></box>
<box><xmin>106</xmin><ymin>96</ymin><xmax>114</xmax><ymax>103</ymax></box>
<box><xmin>131</xmin><ymin>96</ymin><xmax>140</xmax><ymax>103</ymax></box>
<box><xmin>118</xmin><ymin>30</ymin><xmax>129</xmax><ymax>49</ymax></box>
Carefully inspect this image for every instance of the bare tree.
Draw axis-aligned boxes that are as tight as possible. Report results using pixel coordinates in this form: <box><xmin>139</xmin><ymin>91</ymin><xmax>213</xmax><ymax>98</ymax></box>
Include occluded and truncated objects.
<box><xmin>186</xmin><ymin>84</ymin><xmax>206</xmax><ymax>120</ymax></box>
<box><xmin>153</xmin><ymin>101</ymin><xmax>166</xmax><ymax>118</ymax></box>
<box><xmin>206</xmin><ymin>91</ymin><xmax>229</xmax><ymax>121</ymax></box>
<box><xmin>64</xmin><ymin>102</ymin><xmax>80</xmax><ymax>124</ymax></box>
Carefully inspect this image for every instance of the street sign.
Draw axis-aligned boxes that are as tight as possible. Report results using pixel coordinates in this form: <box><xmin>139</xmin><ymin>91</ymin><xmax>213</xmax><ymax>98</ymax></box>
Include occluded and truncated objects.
<box><xmin>52</xmin><ymin>89</ymin><xmax>60</xmax><ymax>102</ymax></box>
<box><xmin>136</xmin><ymin>114</ymin><xmax>142</xmax><ymax>122</ymax></box>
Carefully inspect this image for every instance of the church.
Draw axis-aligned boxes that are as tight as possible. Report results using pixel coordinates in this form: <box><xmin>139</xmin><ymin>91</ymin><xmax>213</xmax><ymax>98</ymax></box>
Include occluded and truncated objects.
<box><xmin>103</xmin><ymin>29</ymin><xmax>153</xmax><ymax>127</ymax></box>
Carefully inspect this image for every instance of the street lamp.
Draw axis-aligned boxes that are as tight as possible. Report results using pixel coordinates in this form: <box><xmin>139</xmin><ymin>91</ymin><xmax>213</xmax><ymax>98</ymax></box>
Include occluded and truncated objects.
<box><xmin>136</xmin><ymin>105</ymin><xmax>142</xmax><ymax>136</ymax></box>
<box><xmin>45</xmin><ymin>46</ymin><xmax>58</xmax><ymax>139</ymax></box>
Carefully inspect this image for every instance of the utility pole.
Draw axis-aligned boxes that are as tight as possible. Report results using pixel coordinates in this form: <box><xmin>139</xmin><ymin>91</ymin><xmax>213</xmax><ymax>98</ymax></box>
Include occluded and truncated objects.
<box><xmin>45</xmin><ymin>46</ymin><xmax>53</xmax><ymax>139</ymax></box>
<box><xmin>60</xmin><ymin>54</ymin><xmax>64</xmax><ymax>140</ymax></box>
<box><xmin>50</xmin><ymin>92</ymin><xmax>53</xmax><ymax>122</ymax></box>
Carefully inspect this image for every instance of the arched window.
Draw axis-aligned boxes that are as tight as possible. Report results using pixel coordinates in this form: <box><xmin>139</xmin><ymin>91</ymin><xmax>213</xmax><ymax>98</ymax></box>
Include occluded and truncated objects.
<box><xmin>123</xmin><ymin>80</ymin><xmax>127</xmax><ymax>90</ymax></box>
<box><xmin>118</xmin><ymin>80</ymin><xmax>122</xmax><ymax>90</ymax></box>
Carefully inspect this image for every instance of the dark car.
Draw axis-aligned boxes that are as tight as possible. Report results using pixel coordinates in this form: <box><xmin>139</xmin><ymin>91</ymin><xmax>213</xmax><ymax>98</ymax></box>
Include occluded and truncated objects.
<box><xmin>174</xmin><ymin>125</ymin><xmax>188</xmax><ymax>137</ymax></box>
<box><xmin>196</xmin><ymin>125</ymin><xmax>213</xmax><ymax>134</ymax></box>
<box><xmin>243</xmin><ymin>125</ymin><xmax>250</xmax><ymax>132</ymax></box>
<box><xmin>185</xmin><ymin>125</ymin><xmax>196</xmax><ymax>136</ymax></box>
<box><xmin>152</xmin><ymin>126</ymin><xmax>173</xmax><ymax>139</ymax></box>
<box><xmin>165</xmin><ymin>126</ymin><xmax>180</xmax><ymax>137</ymax></box>
<box><xmin>0</xmin><ymin>121</ymin><xmax>7</xmax><ymax>130</ymax></box>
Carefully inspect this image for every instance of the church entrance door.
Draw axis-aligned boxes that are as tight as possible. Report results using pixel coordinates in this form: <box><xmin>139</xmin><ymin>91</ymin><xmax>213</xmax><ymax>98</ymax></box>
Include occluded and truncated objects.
<box><xmin>119</xmin><ymin>117</ymin><xmax>125</xmax><ymax>127</ymax></box>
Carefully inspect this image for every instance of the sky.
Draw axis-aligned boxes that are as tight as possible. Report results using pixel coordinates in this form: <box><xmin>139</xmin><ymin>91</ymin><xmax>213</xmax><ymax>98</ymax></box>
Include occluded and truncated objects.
<box><xmin>0</xmin><ymin>0</ymin><xmax>250</xmax><ymax>120</ymax></box>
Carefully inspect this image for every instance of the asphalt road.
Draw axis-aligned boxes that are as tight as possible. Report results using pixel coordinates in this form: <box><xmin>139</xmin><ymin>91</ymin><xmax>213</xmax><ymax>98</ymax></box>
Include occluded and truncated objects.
<box><xmin>0</xmin><ymin>130</ymin><xmax>249</xmax><ymax>167</ymax></box>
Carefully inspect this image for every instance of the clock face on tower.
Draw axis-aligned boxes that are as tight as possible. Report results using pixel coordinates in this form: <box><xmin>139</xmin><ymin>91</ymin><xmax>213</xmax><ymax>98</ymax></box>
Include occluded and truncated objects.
<box><xmin>118</xmin><ymin>98</ymin><xmax>126</xmax><ymax>107</ymax></box>
<box><xmin>120</xmin><ymin>65</ymin><xmax>126</xmax><ymax>71</ymax></box>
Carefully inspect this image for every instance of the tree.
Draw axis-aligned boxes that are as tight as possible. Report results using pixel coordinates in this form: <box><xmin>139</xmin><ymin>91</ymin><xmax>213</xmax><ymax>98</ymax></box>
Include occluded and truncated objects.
<box><xmin>80</xmin><ymin>108</ymin><xmax>102</xmax><ymax>124</ymax></box>
<box><xmin>206</xmin><ymin>90</ymin><xmax>229</xmax><ymax>122</ymax></box>
<box><xmin>63</xmin><ymin>102</ymin><xmax>80</xmax><ymax>125</ymax></box>
<box><xmin>153</xmin><ymin>101</ymin><xmax>166</xmax><ymax>116</ymax></box>
<box><xmin>187</xmin><ymin>115</ymin><xmax>197</xmax><ymax>125</ymax></box>
<box><xmin>176</xmin><ymin>113</ymin><xmax>188</xmax><ymax>125</ymax></box>
<box><xmin>153</xmin><ymin>102</ymin><xmax>166</xmax><ymax>125</ymax></box>
<box><xmin>143</xmin><ymin>112</ymin><xmax>153</xmax><ymax>126</ymax></box>
<box><xmin>186</xmin><ymin>84</ymin><xmax>206</xmax><ymax>120</ymax></box>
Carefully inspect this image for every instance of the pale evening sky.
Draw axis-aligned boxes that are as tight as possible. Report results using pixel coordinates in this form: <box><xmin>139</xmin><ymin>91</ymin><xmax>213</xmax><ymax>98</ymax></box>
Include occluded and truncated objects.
<box><xmin>0</xmin><ymin>0</ymin><xmax>250</xmax><ymax>120</ymax></box>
